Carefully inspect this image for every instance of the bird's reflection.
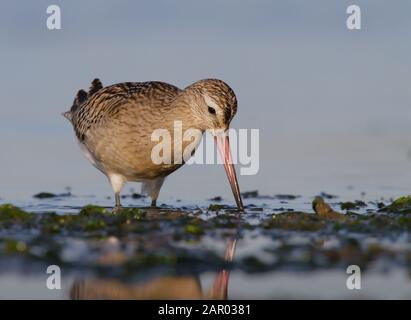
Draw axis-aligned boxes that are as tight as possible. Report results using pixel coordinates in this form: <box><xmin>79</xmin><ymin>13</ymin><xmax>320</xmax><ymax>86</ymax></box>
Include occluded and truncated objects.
<box><xmin>70</xmin><ymin>238</ymin><xmax>237</xmax><ymax>300</ymax></box>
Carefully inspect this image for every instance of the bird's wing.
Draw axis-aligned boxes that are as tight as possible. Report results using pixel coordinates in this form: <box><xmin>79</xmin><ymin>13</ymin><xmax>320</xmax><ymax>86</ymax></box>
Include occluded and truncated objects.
<box><xmin>71</xmin><ymin>81</ymin><xmax>181</xmax><ymax>142</ymax></box>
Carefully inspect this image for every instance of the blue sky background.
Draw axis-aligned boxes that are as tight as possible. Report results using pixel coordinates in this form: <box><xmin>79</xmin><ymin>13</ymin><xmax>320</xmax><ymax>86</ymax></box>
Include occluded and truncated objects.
<box><xmin>1</xmin><ymin>1</ymin><xmax>411</xmax><ymax>203</ymax></box>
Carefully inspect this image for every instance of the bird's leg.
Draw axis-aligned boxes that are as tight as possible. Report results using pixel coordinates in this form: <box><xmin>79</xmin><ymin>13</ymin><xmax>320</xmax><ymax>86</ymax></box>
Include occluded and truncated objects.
<box><xmin>150</xmin><ymin>184</ymin><xmax>162</xmax><ymax>207</ymax></box>
<box><xmin>108</xmin><ymin>174</ymin><xmax>125</xmax><ymax>213</ymax></box>
<box><xmin>151</xmin><ymin>199</ymin><xmax>157</xmax><ymax>207</ymax></box>
<box><xmin>113</xmin><ymin>192</ymin><xmax>122</xmax><ymax>213</ymax></box>
<box><xmin>141</xmin><ymin>177</ymin><xmax>165</xmax><ymax>208</ymax></box>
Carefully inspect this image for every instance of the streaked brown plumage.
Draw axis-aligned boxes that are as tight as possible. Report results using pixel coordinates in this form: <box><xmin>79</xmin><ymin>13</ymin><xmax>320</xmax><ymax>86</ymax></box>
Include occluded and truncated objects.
<box><xmin>64</xmin><ymin>78</ymin><xmax>243</xmax><ymax>211</ymax></box>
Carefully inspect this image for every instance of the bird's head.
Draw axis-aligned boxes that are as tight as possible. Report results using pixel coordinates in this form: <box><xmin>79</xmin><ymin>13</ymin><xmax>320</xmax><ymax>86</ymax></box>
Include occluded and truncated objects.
<box><xmin>184</xmin><ymin>79</ymin><xmax>238</xmax><ymax>132</ymax></box>
<box><xmin>182</xmin><ymin>79</ymin><xmax>243</xmax><ymax>211</ymax></box>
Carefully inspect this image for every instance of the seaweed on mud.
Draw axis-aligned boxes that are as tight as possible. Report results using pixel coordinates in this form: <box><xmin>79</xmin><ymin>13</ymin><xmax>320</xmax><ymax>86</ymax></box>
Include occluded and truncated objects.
<box><xmin>261</xmin><ymin>196</ymin><xmax>411</xmax><ymax>235</ymax></box>
<box><xmin>0</xmin><ymin>204</ymin><xmax>34</xmax><ymax>223</ymax></box>
<box><xmin>263</xmin><ymin>212</ymin><xmax>326</xmax><ymax>231</ymax></box>
<box><xmin>382</xmin><ymin>196</ymin><xmax>411</xmax><ymax>214</ymax></box>
<box><xmin>79</xmin><ymin>205</ymin><xmax>110</xmax><ymax>216</ymax></box>
<box><xmin>340</xmin><ymin>200</ymin><xmax>367</xmax><ymax>211</ymax></box>
<box><xmin>208</xmin><ymin>204</ymin><xmax>228</xmax><ymax>212</ymax></box>
<box><xmin>1</xmin><ymin>195</ymin><xmax>411</xmax><ymax>276</ymax></box>
<box><xmin>37</xmin><ymin>206</ymin><xmax>147</xmax><ymax>237</ymax></box>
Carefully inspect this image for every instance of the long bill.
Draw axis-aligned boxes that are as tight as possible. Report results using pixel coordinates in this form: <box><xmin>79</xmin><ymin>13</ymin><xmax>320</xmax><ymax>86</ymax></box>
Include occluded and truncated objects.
<box><xmin>214</xmin><ymin>134</ymin><xmax>244</xmax><ymax>212</ymax></box>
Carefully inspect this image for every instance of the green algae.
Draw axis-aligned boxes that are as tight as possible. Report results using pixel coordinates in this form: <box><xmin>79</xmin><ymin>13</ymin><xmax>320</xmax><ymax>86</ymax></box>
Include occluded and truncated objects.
<box><xmin>79</xmin><ymin>205</ymin><xmax>110</xmax><ymax>216</ymax></box>
<box><xmin>39</xmin><ymin>206</ymin><xmax>145</xmax><ymax>236</ymax></box>
<box><xmin>117</xmin><ymin>207</ymin><xmax>145</xmax><ymax>220</ymax></box>
<box><xmin>383</xmin><ymin>196</ymin><xmax>411</xmax><ymax>214</ymax></box>
<box><xmin>0</xmin><ymin>204</ymin><xmax>33</xmax><ymax>222</ymax></box>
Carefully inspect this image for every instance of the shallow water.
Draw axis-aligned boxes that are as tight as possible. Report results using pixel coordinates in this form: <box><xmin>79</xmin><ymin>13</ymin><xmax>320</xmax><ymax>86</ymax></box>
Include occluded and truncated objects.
<box><xmin>1</xmin><ymin>191</ymin><xmax>410</xmax><ymax>300</ymax></box>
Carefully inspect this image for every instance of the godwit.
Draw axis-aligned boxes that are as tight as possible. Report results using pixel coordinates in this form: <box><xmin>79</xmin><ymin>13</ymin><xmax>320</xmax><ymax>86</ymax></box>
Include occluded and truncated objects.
<box><xmin>63</xmin><ymin>78</ymin><xmax>244</xmax><ymax>211</ymax></box>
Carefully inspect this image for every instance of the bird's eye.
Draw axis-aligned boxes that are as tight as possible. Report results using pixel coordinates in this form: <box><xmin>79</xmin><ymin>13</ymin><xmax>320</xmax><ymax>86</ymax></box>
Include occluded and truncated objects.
<box><xmin>208</xmin><ymin>106</ymin><xmax>216</xmax><ymax>115</ymax></box>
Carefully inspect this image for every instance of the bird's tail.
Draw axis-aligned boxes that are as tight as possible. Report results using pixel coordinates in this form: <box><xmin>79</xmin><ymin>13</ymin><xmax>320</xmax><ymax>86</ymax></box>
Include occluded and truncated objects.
<box><xmin>62</xmin><ymin>111</ymin><xmax>72</xmax><ymax>121</ymax></box>
<box><xmin>63</xmin><ymin>78</ymin><xmax>103</xmax><ymax>123</ymax></box>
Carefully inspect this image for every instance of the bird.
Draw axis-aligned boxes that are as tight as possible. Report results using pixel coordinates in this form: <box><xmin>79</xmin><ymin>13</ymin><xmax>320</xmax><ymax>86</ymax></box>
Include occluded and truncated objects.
<box><xmin>63</xmin><ymin>78</ymin><xmax>244</xmax><ymax>212</ymax></box>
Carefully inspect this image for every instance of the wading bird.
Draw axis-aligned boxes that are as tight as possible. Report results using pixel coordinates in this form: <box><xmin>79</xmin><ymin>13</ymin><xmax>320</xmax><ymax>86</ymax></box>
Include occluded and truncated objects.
<box><xmin>63</xmin><ymin>78</ymin><xmax>244</xmax><ymax>212</ymax></box>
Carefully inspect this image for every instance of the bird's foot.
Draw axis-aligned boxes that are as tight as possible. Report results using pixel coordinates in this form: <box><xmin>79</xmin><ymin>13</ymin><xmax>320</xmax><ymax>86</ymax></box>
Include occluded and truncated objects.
<box><xmin>150</xmin><ymin>199</ymin><xmax>157</xmax><ymax>208</ymax></box>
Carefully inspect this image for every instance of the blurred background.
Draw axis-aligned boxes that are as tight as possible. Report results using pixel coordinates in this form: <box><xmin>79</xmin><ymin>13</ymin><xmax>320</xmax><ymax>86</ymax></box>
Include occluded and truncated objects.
<box><xmin>0</xmin><ymin>0</ymin><xmax>410</xmax><ymax>203</ymax></box>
